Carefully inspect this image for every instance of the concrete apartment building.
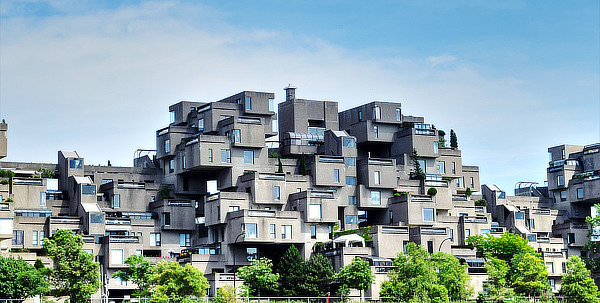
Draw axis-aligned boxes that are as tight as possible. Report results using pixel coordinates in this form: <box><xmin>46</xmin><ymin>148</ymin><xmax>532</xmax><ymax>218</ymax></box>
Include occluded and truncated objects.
<box><xmin>0</xmin><ymin>88</ymin><xmax>598</xmax><ymax>299</ymax></box>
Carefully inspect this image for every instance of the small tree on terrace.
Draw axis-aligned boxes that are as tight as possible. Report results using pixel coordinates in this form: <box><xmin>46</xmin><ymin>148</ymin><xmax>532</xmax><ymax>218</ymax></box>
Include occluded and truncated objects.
<box><xmin>237</xmin><ymin>258</ymin><xmax>279</xmax><ymax>297</ymax></box>
<box><xmin>410</xmin><ymin>149</ymin><xmax>426</xmax><ymax>180</ymax></box>
<box><xmin>450</xmin><ymin>129</ymin><xmax>458</xmax><ymax>148</ymax></box>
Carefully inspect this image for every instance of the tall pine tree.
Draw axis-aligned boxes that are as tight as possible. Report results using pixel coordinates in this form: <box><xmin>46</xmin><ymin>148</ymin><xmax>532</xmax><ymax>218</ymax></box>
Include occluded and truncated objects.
<box><xmin>277</xmin><ymin>245</ymin><xmax>307</xmax><ymax>296</ymax></box>
<box><xmin>450</xmin><ymin>129</ymin><xmax>458</xmax><ymax>148</ymax></box>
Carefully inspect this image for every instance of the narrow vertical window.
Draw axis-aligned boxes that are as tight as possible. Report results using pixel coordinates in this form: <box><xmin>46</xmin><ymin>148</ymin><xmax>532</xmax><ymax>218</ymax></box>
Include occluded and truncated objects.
<box><xmin>182</xmin><ymin>155</ymin><xmax>186</xmax><ymax>169</ymax></box>
<box><xmin>198</xmin><ymin>118</ymin><xmax>204</xmax><ymax>132</ymax></box>
<box><xmin>164</xmin><ymin>139</ymin><xmax>170</xmax><ymax>153</ymax></box>
<box><xmin>371</xmin><ymin>190</ymin><xmax>381</xmax><ymax>205</ymax></box>
<box><xmin>274</xmin><ymin>186</ymin><xmax>281</xmax><ymax>200</ymax></box>
<box><xmin>311</xmin><ymin>225</ymin><xmax>317</xmax><ymax>239</ymax></box>
<box><xmin>208</xmin><ymin>149</ymin><xmax>213</xmax><ymax>162</ymax></box>
<box><xmin>244</xmin><ymin>150</ymin><xmax>254</xmax><ymax>164</ymax></box>
<box><xmin>373</xmin><ymin>106</ymin><xmax>381</xmax><ymax>119</ymax></box>
<box><xmin>112</xmin><ymin>194</ymin><xmax>121</xmax><ymax>208</ymax></box>
<box><xmin>40</xmin><ymin>192</ymin><xmax>46</xmax><ymax>206</ymax></box>
<box><xmin>270</xmin><ymin>224</ymin><xmax>276</xmax><ymax>239</ymax></box>
<box><xmin>32</xmin><ymin>231</ymin><xmax>38</xmax><ymax>245</ymax></box>
<box><xmin>245</xmin><ymin>96</ymin><xmax>252</xmax><ymax>110</ymax></box>
<box><xmin>334</xmin><ymin>169</ymin><xmax>340</xmax><ymax>183</ymax></box>
<box><xmin>374</xmin><ymin>171</ymin><xmax>381</xmax><ymax>184</ymax></box>
<box><xmin>396</xmin><ymin>108</ymin><xmax>401</xmax><ymax>121</ymax></box>
<box><xmin>169</xmin><ymin>111</ymin><xmax>175</xmax><ymax>123</ymax></box>
<box><xmin>269</xmin><ymin>98</ymin><xmax>275</xmax><ymax>111</ymax></box>
<box><xmin>374</xmin><ymin>125</ymin><xmax>379</xmax><ymax>138</ymax></box>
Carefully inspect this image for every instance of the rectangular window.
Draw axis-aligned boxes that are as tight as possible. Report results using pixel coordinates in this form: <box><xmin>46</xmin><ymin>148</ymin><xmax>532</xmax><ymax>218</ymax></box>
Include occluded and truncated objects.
<box><xmin>310</xmin><ymin>225</ymin><xmax>317</xmax><ymax>239</ymax></box>
<box><xmin>457</xmin><ymin>177</ymin><xmax>464</xmax><ymax>188</ymax></box>
<box><xmin>112</xmin><ymin>194</ymin><xmax>121</xmax><ymax>208</ymax></box>
<box><xmin>269</xmin><ymin>98</ymin><xmax>275</xmax><ymax>111</ymax></box>
<box><xmin>434</xmin><ymin>142</ymin><xmax>438</xmax><ymax>154</ymax></box>
<box><xmin>374</xmin><ymin>125</ymin><xmax>379</xmax><ymax>138</ymax></box>
<box><xmin>481</xmin><ymin>229</ymin><xmax>491</xmax><ymax>235</ymax></box>
<box><xmin>244</xmin><ymin>150</ymin><xmax>254</xmax><ymax>164</ymax></box>
<box><xmin>348</xmin><ymin>196</ymin><xmax>357</xmax><ymax>205</ymax></box>
<box><xmin>208</xmin><ymin>149</ymin><xmax>213</xmax><ymax>162</ymax></box>
<box><xmin>436</xmin><ymin>161</ymin><xmax>446</xmax><ymax>174</ymax></box>
<box><xmin>40</xmin><ymin>192</ymin><xmax>46</xmax><ymax>206</ymax></box>
<box><xmin>452</xmin><ymin>162</ymin><xmax>456</xmax><ymax>174</ymax></box>
<box><xmin>560</xmin><ymin>190</ymin><xmax>567</xmax><ymax>202</ymax></box>
<box><xmin>344</xmin><ymin>157</ymin><xmax>355</xmax><ymax>166</ymax></box>
<box><xmin>546</xmin><ymin>262</ymin><xmax>554</xmax><ymax>273</ymax></box>
<box><xmin>562</xmin><ymin>262</ymin><xmax>567</xmax><ymax>273</ymax></box>
<box><xmin>247</xmin><ymin>247</ymin><xmax>258</xmax><ymax>261</ymax></box>
<box><xmin>346</xmin><ymin>176</ymin><xmax>357</xmax><ymax>185</ymax></box>
<box><xmin>232</xmin><ymin>129</ymin><xmax>241</xmax><ymax>143</ymax></box>
<box><xmin>577</xmin><ymin>188</ymin><xmax>583</xmax><ymax>199</ymax></box>
<box><xmin>281</xmin><ymin>225</ymin><xmax>292</xmax><ymax>239</ymax></box>
<box><xmin>169</xmin><ymin>159</ymin><xmax>175</xmax><ymax>173</ymax></box>
<box><xmin>427</xmin><ymin>240</ymin><xmax>434</xmax><ymax>253</ymax></box>
<box><xmin>374</xmin><ymin>171</ymin><xmax>381</xmax><ymax>184</ymax></box>
<box><xmin>450</xmin><ymin>229</ymin><xmax>454</xmax><ymax>241</ymax></box>
<box><xmin>228</xmin><ymin>206</ymin><xmax>240</xmax><ymax>212</ymax></box>
<box><xmin>371</xmin><ymin>190</ymin><xmax>381</xmax><ymax>205</ymax></box>
<box><xmin>309</xmin><ymin>204</ymin><xmax>322</xmax><ymax>219</ymax></box>
<box><xmin>418</xmin><ymin>160</ymin><xmax>427</xmax><ymax>173</ymax></box>
<box><xmin>515</xmin><ymin>212</ymin><xmax>524</xmax><ymax>219</ymax></box>
<box><xmin>69</xmin><ymin>159</ymin><xmax>83</xmax><ymax>169</ymax></box>
<box><xmin>245</xmin><ymin>96</ymin><xmax>252</xmax><ymax>110</ymax></box>
<box><xmin>346</xmin><ymin>215</ymin><xmax>358</xmax><ymax>224</ymax></box>
<box><xmin>358</xmin><ymin>111</ymin><xmax>362</xmax><ymax>121</ymax></box>
<box><xmin>164</xmin><ymin>139</ymin><xmax>170</xmax><ymax>153</ymax></box>
<box><xmin>423</xmin><ymin>208</ymin><xmax>435</xmax><ymax>222</ymax></box>
<box><xmin>169</xmin><ymin>111</ymin><xmax>175</xmax><ymax>123</ymax></box>
<box><xmin>82</xmin><ymin>185</ymin><xmax>96</xmax><ymax>195</ymax></box>
<box><xmin>548</xmin><ymin>278</ymin><xmax>555</xmax><ymax>289</ymax></box>
<box><xmin>465</xmin><ymin>229</ymin><xmax>471</xmax><ymax>239</ymax></box>
<box><xmin>567</xmin><ymin>233</ymin><xmax>575</xmax><ymax>244</ymax></box>
<box><xmin>557</xmin><ymin>175</ymin><xmax>564</xmax><ymax>186</ymax></box>
<box><xmin>396</xmin><ymin>108</ymin><xmax>401</xmax><ymax>121</ymax></box>
<box><xmin>198</xmin><ymin>118</ymin><xmax>204</xmax><ymax>132</ymax></box>
<box><xmin>373</xmin><ymin>106</ymin><xmax>381</xmax><ymax>119</ymax></box>
<box><xmin>150</xmin><ymin>233</ymin><xmax>161</xmax><ymax>246</ymax></box>
<box><xmin>334</xmin><ymin>169</ymin><xmax>340</xmax><ymax>183</ymax></box>
<box><xmin>274</xmin><ymin>186</ymin><xmax>281</xmax><ymax>200</ymax></box>
<box><xmin>163</xmin><ymin>213</ymin><xmax>171</xmax><ymax>226</ymax></box>
<box><xmin>221</xmin><ymin>149</ymin><xmax>231</xmax><ymax>163</ymax></box>
<box><xmin>529</xmin><ymin>219</ymin><xmax>535</xmax><ymax>230</ymax></box>
<box><xmin>270</xmin><ymin>224</ymin><xmax>276</xmax><ymax>239</ymax></box>
<box><xmin>40</xmin><ymin>231</ymin><xmax>45</xmax><ymax>243</ymax></box>
<box><xmin>342</xmin><ymin>138</ymin><xmax>355</xmax><ymax>147</ymax></box>
<box><xmin>180</xmin><ymin>233</ymin><xmax>191</xmax><ymax>247</ymax></box>
<box><xmin>244</xmin><ymin>223</ymin><xmax>258</xmax><ymax>238</ymax></box>
<box><xmin>102</xmin><ymin>179</ymin><xmax>113</xmax><ymax>184</ymax></box>
<box><xmin>403</xmin><ymin>241</ymin><xmax>409</xmax><ymax>252</ymax></box>
<box><xmin>32</xmin><ymin>231</ymin><xmax>38</xmax><ymax>245</ymax></box>
<box><xmin>470</xmin><ymin>177</ymin><xmax>474</xmax><ymax>188</ymax></box>
<box><xmin>562</xmin><ymin>149</ymin><xmax>565</xmax><ymax>159</ymax></box>
<box><xmin>182</xmin><ymin>155</ymin><xmax>186</xmax><ymax>169</ymax></box>
<box><xmin>111</xmin><ymin>249</ymin><xmax>124</xmax><ymax>264</ymax></box>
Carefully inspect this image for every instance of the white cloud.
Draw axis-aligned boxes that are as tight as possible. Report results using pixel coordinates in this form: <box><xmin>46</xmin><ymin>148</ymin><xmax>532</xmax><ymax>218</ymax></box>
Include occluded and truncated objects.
<box><xmin>427</xmin><ymin>55</ymin><xmax>457</xmax><ymax>67</ymax></box>
<box><xmin>0</xmin><ymin>1</ymin><xmax>597</xmax><ymax>192</ymax></box>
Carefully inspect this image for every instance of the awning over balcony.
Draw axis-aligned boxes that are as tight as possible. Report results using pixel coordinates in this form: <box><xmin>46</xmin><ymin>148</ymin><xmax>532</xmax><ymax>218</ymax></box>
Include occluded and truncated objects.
<box><xmin>332</xmin><ymin>234</ymin><xmax>365</xmax><ymax>247</ymax></box>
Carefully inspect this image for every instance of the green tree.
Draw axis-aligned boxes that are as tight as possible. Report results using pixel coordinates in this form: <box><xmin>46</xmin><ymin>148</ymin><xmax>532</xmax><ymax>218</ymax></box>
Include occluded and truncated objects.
<box><xmin>237</xmin><ymin>258</ymin><xmax>279</xmax><ymax>297</ymax></box>
<box><xmin>582</xmin><ymin>204</ymin><xmax>600</xmax><ymax>271</ymax></box>
<box><xmin>410</xmin><ymin>149</ymin><xmax>425</xmax><ymax>180</ymax></box>
<box><xmin>43</xmin><ymin>229</ymin><xmax>99</xmax><ymax>303</ymax></box>
<box><xmin>305</xmin><ymin>253</ymin><xmax>335</xmax><ymax>296</ymax></box>
<box><xmin>299</xmin><ymin>154</ymin><xmax>308</xmax><ymax>175</ymax></box>
<box><xmin>433</xmin><ymin>252</ymin><xmax>472</xmax><ymax>300</ymax></box>
<box><xmin>213</xmin><ymin>285</ymin><xmax>237</xmax><ymax>303</ymax></box>
<box><xmin>0</xmin><ymin>256</ymin><xmax>49</xmax><ymax>300</ymax></box>
<box><xmin>450</xmin><ymin>129</ymin><xmax>458</xmax><ymax>148</ymax></box>
<box><xmin>481</xmin><ymin>257</ymin><xmax>515</xmax><ymax>302</ymax></box>
<box><xmin>148</xmin><ymin>260</ymin><xmax>209</xmax><ymax>303</ymax></box>
<box><xmin>113</xmin><ymin>255</ymin><xmax>153</xmax><ymax>297</ymax></box>
<box><xmin>335</xmin><ymin>257</ymin><xmax>374</xmax><ymax>298</ymax></box>
<box><xmin>467</xmin><ymin>232</ymin><xmax>537</xmax><ymax>262</ymax></box>
<box><xmin>380</xmin><ymin>243</ymin><xmax>449</xmax><ymax>303</ymax></box>
<box><xmin>509</xmin><ymin>253</ymin><xmax>550</xmax><ymax>296</ymax></box>
<box><xmin>277</xmin><ymin>245</ymin><xmax>306</xmax><ymax>296</ymax></box>
<box><xmin>560</xmin><ymin>256</ymin><xmax>599</xmax><ymax>303</ymax></box>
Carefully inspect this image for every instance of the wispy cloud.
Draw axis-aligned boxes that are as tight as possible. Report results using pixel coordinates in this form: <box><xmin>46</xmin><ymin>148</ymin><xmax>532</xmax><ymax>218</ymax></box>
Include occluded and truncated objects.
<box><xmin>427</xmin><ymin>55</ymin><xmax>457</xmax><ymax>67</ymax></box>
<box><xmin>1</xmin><ymin>1</ymin><xmax>598</xmax><ymax>192</ymax></box>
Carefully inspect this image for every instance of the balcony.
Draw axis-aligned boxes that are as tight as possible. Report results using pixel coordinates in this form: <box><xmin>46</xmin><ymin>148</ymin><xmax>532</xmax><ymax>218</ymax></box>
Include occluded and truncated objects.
<box><xmin>108</xmin><ymin>235</ymin><xmax>140</xmax><ymax>243</ymax></box>
<box><xmin>50</xmin><ymin>217</ymin><xmax>81</xmax><ymax>224</ymax></box>
<box><xmin>105</xmin><ymin>218</ymin><xmax>131</xmax><ymax>225</ymax></box>
<box><xmin>463</xmin><ymin>216</ymin><xmax>488</xmax><ymax>224</ymax></box>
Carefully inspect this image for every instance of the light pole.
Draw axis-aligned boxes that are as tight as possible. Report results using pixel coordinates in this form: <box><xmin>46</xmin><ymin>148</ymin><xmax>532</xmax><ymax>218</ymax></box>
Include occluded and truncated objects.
<box><xmin>233</xmin><ymin>231</ymin><xmax>245</xmax><ymax>289</ymax></box>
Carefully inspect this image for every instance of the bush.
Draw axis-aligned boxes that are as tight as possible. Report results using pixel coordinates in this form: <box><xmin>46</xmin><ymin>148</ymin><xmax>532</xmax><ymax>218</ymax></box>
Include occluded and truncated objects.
<box><xmin>0</xmin><ymin>169</ymin><xmax>14</xmax><ymax>178</ymax></box>
<box><xmin>427</xmin><ymin>187</ymin><xmax>438</xmax><ymax>196</ymax></box>
<box><xmin>465</xmin><ymin>187</ymin><xmax>472</xmax><ymax>196</ymax></box>
<box><xmin>475</xmin><ymin>199</ymin><xmax>487</xmax><ymax>206</ymax></box>
<box><xmin>4</xmin><ymin>198</ymin><xmax>13</xmax><ymax>202</ymax></box>
<box><xmin>0</xmin><ymin>179</ymin><xmax>8</xmax><ymax>185</ymax></box>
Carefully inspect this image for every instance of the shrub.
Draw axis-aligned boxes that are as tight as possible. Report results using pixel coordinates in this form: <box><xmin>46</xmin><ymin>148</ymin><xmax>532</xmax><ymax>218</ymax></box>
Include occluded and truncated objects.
<box><xmin>475</xmin><ymin>199</ymin><xmax>487</xmax><ymax>206</ymax></box>
<box><xmin>5</xmin><ymin>198</ymin><xmax>13</xmax><ymax>202</ymax></box>
<box><xmin>0</xmin><ymin>179</ymin><xmax>8</xmax><ymax>185</ymax></box>
<box><xmin>465</xmin><ymin>187</ymin><xmax>472</xmax><ymax>196</ymax></box>
<box><xmin>0</xmin><ymin>169</ymin><xmax>14</xmax><ymax>178</ymax></box>
<box><xmin>427</xmin><ymin>187</ymin><xmax>438</xmax><ymax>196</ymax></box>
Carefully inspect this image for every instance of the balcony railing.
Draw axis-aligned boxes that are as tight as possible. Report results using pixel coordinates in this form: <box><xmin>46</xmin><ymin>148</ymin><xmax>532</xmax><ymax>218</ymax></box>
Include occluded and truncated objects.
<box><xmin>108</xmin><ymin>235</ymin><xmax>140</xmax><ymax>243</ymax></box>
<box><xmin>464</xmin><ymin>217</ymin><xmax>487</xmax><ymax>223</ymax></box>
<box><xmin>368</xmin><ymin>158</ymin><xmax>393</xmax><ymax>166</ymax></box>
<box><xmin>106</xmin><ymin>218</ymin><xmax>131</xmax><ymax>225</ymax></box>
<box><xmin>50</xmin><ymin>217</ymin><xmax>80</xmax><ymax>224</ymax></box>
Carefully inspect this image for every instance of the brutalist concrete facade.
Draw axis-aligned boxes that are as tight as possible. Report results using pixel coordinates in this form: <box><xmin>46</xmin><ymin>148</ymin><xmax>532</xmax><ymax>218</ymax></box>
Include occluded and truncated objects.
<box><xmin>0</xmin><ymin>88</ymin><xmax>598</xmax><ymax>299</ymax></box>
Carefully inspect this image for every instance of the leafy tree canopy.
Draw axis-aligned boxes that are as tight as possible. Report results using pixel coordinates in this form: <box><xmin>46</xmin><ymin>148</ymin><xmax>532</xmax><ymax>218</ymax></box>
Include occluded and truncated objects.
<box><xmin>149</xmin><ymin>261</ymin><xmax>209</xmax><ymax>303</ymax></box>
<box><xmin>509</xmin><ymin>253</ymin><xmax>549</xmax><ymax>296</ymax></box>
<box><xmin>467</xmin><ymin>232</ymin><xmax>537</xmax><ymax>261</ymax></box>
<box><xmin>335</xmin><ymin>257</ymin><xmax>374</xmax><ymax>296</ymax></box>
<box><xmin>114</xmin><ymin>254</ymin><xmax>153</xmax><ymax>297</ymax></box>
<box><xmin>560</xmin><ymin>256</ymin><xmax>599</xmax><ymax>303</ymax></box>
<box><xmin>237</xmin><ymin>258</ymin><xmax>279</xmax><ymax>297</ymax></box>
<box><xmin>43</xmin><ymin>229</ymin><xmax>99</xmax><ymax>303</ymax></box>
<box><xmin>0</xmin><ymin>256</ymin><xmax>49</xmax><ymax>299</ymax></box>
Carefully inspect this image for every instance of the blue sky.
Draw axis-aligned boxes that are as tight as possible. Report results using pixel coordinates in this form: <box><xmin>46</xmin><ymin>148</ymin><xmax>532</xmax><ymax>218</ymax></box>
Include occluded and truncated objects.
<box><xmin>1</xmin><ymin>0</ymin><xmax>598</xmax><ymax>193</ymax></box>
